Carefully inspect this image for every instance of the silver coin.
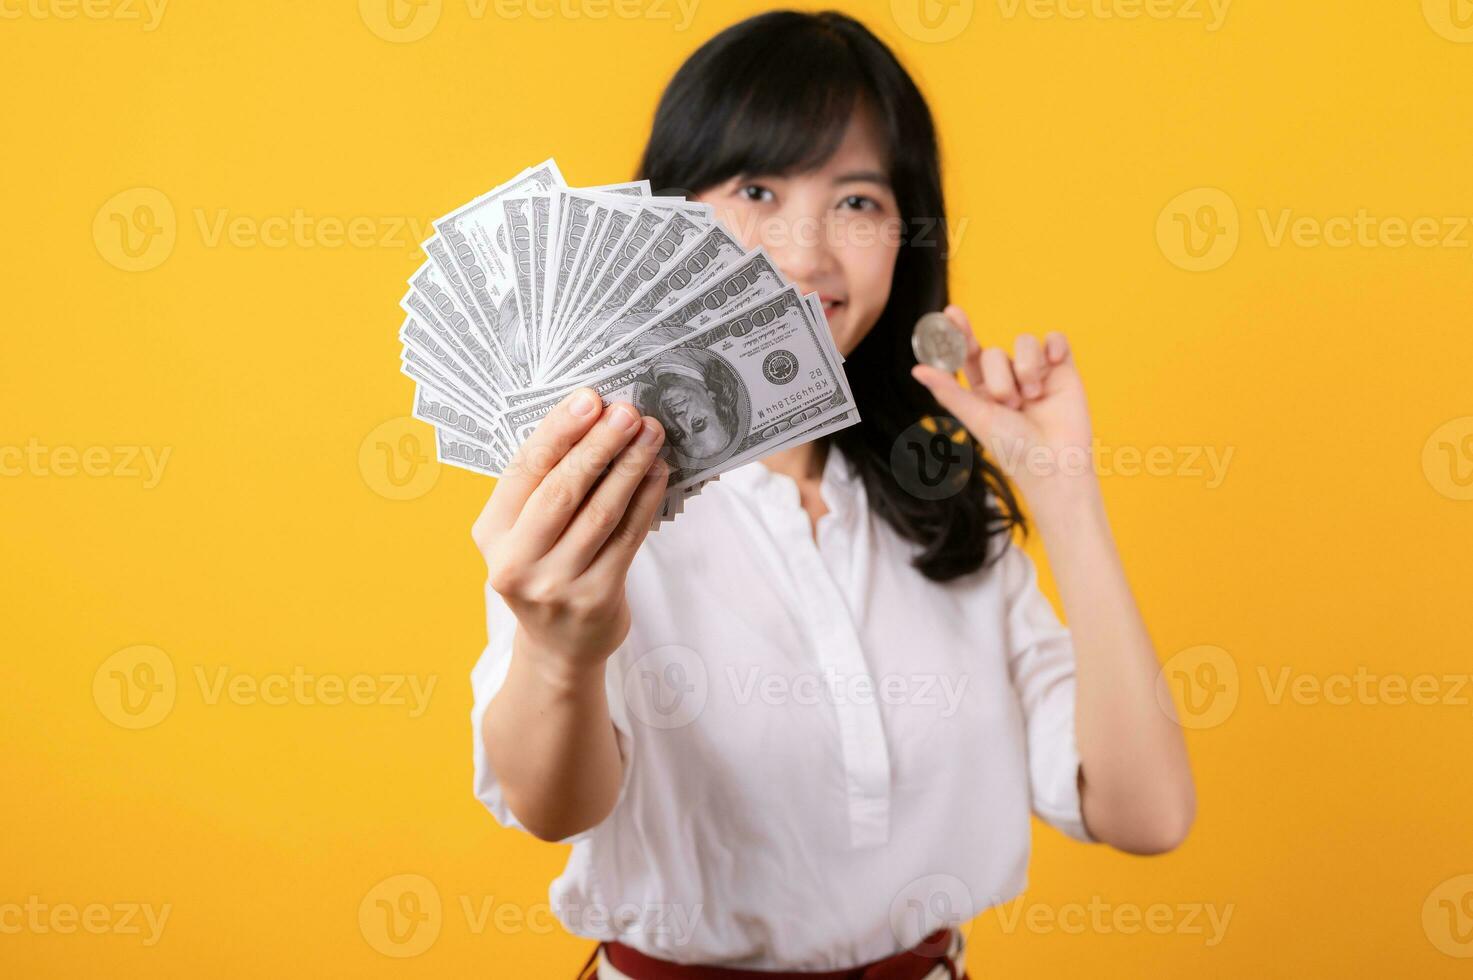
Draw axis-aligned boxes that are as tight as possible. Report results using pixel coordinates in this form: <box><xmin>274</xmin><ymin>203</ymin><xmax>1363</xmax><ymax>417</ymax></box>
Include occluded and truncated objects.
<box><xmin>911</xmin><ymin>312</ymin><xmax>967</xmax><ymax>373</ymax></box>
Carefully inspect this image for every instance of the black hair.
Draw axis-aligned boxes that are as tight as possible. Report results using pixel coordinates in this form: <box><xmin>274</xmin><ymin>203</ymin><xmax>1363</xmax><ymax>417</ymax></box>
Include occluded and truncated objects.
<box><xmin>635</xmin><ymin>9</ymin><xmax>1028</xmax><ymax>581</ymax></box>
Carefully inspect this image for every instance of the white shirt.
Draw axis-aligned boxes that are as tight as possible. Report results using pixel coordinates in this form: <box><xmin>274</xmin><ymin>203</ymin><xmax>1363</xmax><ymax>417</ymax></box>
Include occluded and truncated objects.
<box><xmin>470</xmin><ymin>446</ymin><xmax>1096</xmax><ymax>971</ymax></box>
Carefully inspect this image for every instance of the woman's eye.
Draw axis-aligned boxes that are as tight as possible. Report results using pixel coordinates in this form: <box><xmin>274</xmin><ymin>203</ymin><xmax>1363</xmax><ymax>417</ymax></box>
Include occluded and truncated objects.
<box><xmin>738</xmin><ymin>184</ymin><xmax>774</xmax><ymax>203</ymax></box>
<box><xmin>840</xmin><ymin>194</ymin><xmax>879</xmax><ymax>211</ymax></box>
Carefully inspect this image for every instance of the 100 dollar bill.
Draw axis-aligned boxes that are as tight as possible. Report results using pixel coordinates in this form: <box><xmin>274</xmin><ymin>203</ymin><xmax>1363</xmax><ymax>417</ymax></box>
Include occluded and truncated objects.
<box><xmin>505</xmin><ymin>286</ymin><xmax>855</xmax><ymax>492</ymax></box>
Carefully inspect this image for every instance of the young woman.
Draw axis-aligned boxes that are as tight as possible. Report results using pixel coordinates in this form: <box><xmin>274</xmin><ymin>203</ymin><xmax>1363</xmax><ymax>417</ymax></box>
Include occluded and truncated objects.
<box><xmin>471</xmin><ymin>10</ymin><xmax>1195</xmax><ymax>978</ymax></box>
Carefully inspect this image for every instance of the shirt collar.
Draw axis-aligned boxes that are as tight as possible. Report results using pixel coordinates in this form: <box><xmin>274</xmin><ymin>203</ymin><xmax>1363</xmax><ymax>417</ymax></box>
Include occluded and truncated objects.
<box><xmin>719</xmin><ymin>444</ymin><xmax>859</xmax><ymax>502</ymax></box>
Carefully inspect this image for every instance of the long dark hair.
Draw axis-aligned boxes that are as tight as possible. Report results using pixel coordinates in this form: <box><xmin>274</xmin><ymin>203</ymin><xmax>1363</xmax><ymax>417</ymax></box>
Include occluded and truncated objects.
<box><xmin>634</xmin><ymin>9</ymin><xmax>1028</xmax><ymax>581</ymax></box>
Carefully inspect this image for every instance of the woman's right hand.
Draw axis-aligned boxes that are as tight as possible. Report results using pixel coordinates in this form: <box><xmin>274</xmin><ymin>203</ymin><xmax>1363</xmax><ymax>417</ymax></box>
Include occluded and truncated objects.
<box><xmin>472</xmin><ymin>387</ymin><xmax>669</xmax><ymax>681</ymax></box>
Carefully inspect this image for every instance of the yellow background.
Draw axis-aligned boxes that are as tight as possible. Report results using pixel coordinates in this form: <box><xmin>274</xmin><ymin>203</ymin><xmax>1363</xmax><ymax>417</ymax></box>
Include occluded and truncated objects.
<box><xmin>3</xmin><ymin>0</ymin><xmax>1472</xmax><ymax>975</ymax></box>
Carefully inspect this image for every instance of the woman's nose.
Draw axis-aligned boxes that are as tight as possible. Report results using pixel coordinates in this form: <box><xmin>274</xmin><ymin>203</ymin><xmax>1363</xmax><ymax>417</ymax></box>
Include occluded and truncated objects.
<box><xmin>768</xmin><ymin>211</ymin><xmax>837</xmax><ymax>285</ymax></box>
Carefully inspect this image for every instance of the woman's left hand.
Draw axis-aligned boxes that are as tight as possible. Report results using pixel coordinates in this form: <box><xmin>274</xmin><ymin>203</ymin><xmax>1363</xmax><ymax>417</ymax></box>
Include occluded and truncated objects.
<box><xmin>910</xmin><ymin>305</ymin><xmax>1097</xmax><ymax>506</ymax></box>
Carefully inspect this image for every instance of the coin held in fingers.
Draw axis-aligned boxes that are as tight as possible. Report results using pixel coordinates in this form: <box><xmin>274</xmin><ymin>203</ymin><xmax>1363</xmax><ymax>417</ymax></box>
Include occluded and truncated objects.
<box><xmin>911</xmin><ymin>312</ymin><xmax>967</xmax><ymax>373</ymax></box>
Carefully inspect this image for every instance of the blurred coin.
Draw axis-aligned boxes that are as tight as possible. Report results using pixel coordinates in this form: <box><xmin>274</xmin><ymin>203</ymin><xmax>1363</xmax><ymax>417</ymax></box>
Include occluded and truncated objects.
<box><xmin>911</xmin><ymin>312</ymin><xmax>966</xmax><ymax>373</ymax></box>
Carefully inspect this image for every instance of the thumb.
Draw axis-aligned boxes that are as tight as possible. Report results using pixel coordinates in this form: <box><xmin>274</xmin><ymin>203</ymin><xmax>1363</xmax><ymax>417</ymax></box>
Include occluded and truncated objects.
<box><xmin>911</xmin><ymin>364</ymin><xmax>998</xmax><ymax>439</ymax></box>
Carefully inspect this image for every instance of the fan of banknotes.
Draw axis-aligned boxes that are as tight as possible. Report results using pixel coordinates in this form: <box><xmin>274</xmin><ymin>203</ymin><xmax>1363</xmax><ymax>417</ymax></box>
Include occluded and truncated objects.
<box><xmin>398</xmin><ymin>158</ymin><xmax>859</xmax><ymax>527</ymax></box>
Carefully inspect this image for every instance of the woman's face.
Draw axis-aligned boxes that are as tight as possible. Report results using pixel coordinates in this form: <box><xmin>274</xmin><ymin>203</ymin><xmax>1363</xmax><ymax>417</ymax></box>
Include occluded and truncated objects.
<box><xmin>658</xmin><ymin>374</ymin><xmax>730</xmax><ymax>460</ymax></box>
<box><xmin>693</xmin><ymin>108</ymin><xmax>903</xmax><ymax>358</ymax></box>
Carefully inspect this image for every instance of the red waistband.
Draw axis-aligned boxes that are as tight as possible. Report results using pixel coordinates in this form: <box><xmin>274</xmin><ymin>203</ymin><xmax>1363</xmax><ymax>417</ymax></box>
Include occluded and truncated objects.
<box><xmin>597</xmin><ymin>928</ymin><xmax>961</xmax><ymax>980</ymax></box>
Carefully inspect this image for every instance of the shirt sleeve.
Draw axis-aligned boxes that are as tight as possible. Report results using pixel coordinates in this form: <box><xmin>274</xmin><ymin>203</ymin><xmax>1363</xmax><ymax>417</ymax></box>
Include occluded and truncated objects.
<box><xmin>999</xmin><ymin>537</ymin><xmax>1098</xmax><ymax>845</ymax></box>
<box><xmin>469</xmin><ymin>579</ymin><xmax>635</xmax><ymax>845</ymax></box>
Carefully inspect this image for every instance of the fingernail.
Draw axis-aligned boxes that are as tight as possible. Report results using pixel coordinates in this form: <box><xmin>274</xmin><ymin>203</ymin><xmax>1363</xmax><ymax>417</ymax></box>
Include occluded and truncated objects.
<box><xmin>606</xmin><ymin>403</ymin><xmax>638</xmax><ymax>431</ymax></box>
<box><xmin>570</xmin><ymin>390</ymin><xmax>598</xmax><ymax>417</ymax></box>
<box><xmin>637</xmin><ymin>418</ymin><xmax>662</xmax><ymax>445</ymax></box>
